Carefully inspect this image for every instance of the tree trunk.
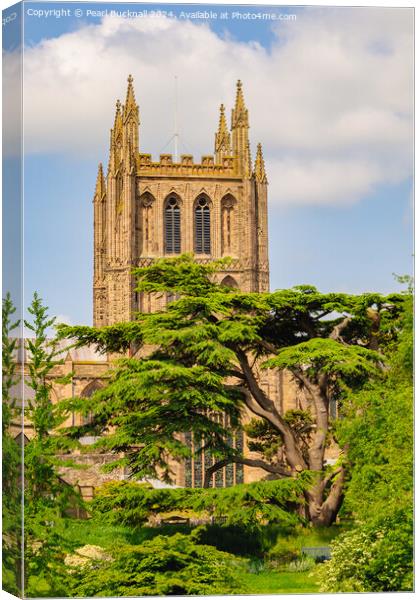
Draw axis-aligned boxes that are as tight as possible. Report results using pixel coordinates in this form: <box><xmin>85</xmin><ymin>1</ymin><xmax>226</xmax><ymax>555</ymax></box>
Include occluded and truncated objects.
<box><xmin>305</xmin><ymin>468</ymin><xmax>345</xmax><ymax>527</ymax></box>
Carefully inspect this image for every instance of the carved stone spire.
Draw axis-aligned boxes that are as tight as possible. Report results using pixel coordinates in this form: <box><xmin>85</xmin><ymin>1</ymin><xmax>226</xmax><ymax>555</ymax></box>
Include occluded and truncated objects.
<box><xmin>94</xmin><ymin>162</ymin><xmax>106</xmax><ymax>199</ymax></box>
<box><xmin>231</xmin><ymin>80</ymin><xmax>250</xmax><ymax>174</ymax></box>
<box><xmin>254</xmin><ymin>143</ymin><xmax>268</xmax><ymax>183</ymax></box>
<box><xmin>214</xmin><ymin>104</ymin><xmax>231</xmax><ymax>163</ymax></box>
<box><xmin>107</xmin><ymin>101</ymin><xmax>123</xmax><ymax>174</ymax></box>
<box><xmin>114</xmin><ymin>99</ymin><xmax>123</xmax><ymax>136</ymax></box>
<box><xmin>231</xmin><ymin>80</ymin><xmax>249</xmax><ymax>128</ymax></box>
<box><xmin>107</xmin><ymin>128</ymin><xmax>116</xmax><ymax>174</ymax></box>
<box><xmin>122</xmin><ymin>74</ymin><xmax>139</xmax><ymax>155</ymax></box>
<box><xmin>123</xmin><ymin>74</ymin><xmax>138</xmax><ymax>120</ymax></box>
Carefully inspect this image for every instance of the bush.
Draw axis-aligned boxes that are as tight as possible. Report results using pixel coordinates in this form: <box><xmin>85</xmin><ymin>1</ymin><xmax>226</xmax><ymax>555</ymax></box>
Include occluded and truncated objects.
<box><xmin>69</xmin><ymin>533</ymin><xmax>243</xmax><ymax>597</ymax></box>
<box><xmin>317</xmin><ymin>510</ymin><xmax>413</xmax><ymax>592</ymax></box>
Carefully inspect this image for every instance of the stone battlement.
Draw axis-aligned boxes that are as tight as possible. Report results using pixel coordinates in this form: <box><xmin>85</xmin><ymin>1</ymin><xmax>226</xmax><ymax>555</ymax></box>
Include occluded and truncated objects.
<box><xmin>137</xmin><ymin>153</ymin><xmax>238</xmax><ymax>178</ymax></box>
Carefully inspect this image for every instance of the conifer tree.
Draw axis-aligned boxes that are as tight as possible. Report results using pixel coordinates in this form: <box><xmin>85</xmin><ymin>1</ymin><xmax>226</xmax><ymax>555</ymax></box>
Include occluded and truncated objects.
<box><xmin>23</xmin><ymin>293</ymin><xmax>79</xmax><ymax>596</ymax></box>
<box><xmin>2</xmin><ymin>293</ymin><xmax>22</xmax><ymax>596</ymax></box>
<box><xmin>59</xmin><ymin>256</ymin><xmax>405</xmax><ymax>526</ymax></box>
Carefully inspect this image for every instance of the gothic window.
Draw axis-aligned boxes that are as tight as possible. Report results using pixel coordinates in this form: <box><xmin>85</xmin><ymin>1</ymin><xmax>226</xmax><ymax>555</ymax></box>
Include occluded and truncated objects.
<box><xmin>221</xmin><ymin>195</ymin><xmax>236</xmax><ymax>256</ymax></box>
<box><xmin>164</xmin><ymin>195</ymin><xmax>181</xmax><ymax>254</ymax></box>
<box><xmin>183</xmin><ymin>413</ymin><xmax>244</xmax><ymax>488</ymax></box>
<box><xmin>80</xmin><ymin>380</ymin><xmax>103</xmax><ymax>425</ymax></box>
<box><xmin>194</xmin><ymin>195</ymin><xmax>211</xmax><ymax>254</ymax></box>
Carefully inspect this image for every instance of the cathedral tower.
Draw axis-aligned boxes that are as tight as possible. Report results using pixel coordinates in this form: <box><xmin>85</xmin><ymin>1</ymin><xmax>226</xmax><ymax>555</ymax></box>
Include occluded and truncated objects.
<box><xmin>93</xmin><ymin>76</ymin><xmax>269</xmax><ymax>327</ymax></box>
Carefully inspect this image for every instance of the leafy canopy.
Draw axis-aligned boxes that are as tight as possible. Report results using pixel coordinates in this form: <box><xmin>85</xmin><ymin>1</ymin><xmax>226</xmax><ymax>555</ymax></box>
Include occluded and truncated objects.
<box><xmin>318</xmin><ymin>288</ymin><xmax>413</xmax><ymax>591</ymax></box>
<box><xmin>58</xmin><ymin>255</ymin><xmax>403</xmax><ymax>487</ymax></box>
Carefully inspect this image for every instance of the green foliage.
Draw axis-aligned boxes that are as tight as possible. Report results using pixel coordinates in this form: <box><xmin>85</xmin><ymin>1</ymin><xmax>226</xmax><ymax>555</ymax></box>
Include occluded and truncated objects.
<box><xmin>90</xmin><ymin>481</ymin><xmax>191</xmax><ymax>526</ymax></box>
<box><xmin>58</xmin><ymin>255</ymin><xmax>405</xmax><ymax>526</ymax></box>
<box><xmin>318</xmin><ymin>510</ymin><xmax>413</xmax><ymax>592</ymax></box>
<box><xmin>244</xmin><ymin>418</ymin><xmax>283</xmax><ymax>460</ymax></box>
<box><xmin>264</xmin><ymin>338</ymin><xmax>381</xmax><ymax>387</ymax></box>
<box><xmin>25</xmin><ymin>516</ymin><xmax>328</xmax><ymax>596</ymax></box>
<box><xmin>282</xmin><ymin>556</ymin><xmax>316</xmax><ymax>573</ymax></box>
<box><xmin>24</xmin><ymin>294</ymin><xmax>79</xmax><ymax>508</ymax></box>
<box><xmin>61</xmin><ymin>357</ymin><xmax>242</xmax><ymax>481</ymax></box>
<box><xmin>245</xmin><ymin>411</ymin><xmax>315</xmax><ymax>462</ymax></box>
<box><xmin>2</xmin><ymin>293</ymin><xmax>22</xmax><ymax>596</ymax></box>
<box><xmin>68</xmin><ymin>533</ymin><xmax>243</xmax><ymax>597</ymax></box>
<box><xmin>319</xmin><ymin>290</ymin><xmax>413</xmax><ymax>591</ymax></box>
<box><xmin>266</xmin><ymin>537</ymin><xmax>300</xmax><ymax>566</ymax></box>
<box><xmin>265</xmin><ymin>524</ymin><xmax>342</xmax><ymax>572</ymax></box>
<box><xmin>23</xmin><ymin>293</ymin><xmax>83</xmax><ymax>597</ymax></box>
<box><xmin>90</xmin><ymin>477</ymin><xmax>308</xmax><ymax>531</ymax></box>
<box><xmin>239</xmin><ymin>569</ymin><xmax>319</xmax><ymax>594</ymax></box>
<box><xmin>191</xmin><ymin>524</ymin><xmax>267</xmax><ymax>557</ymax></box>
<box><xmin>188</xmin><ymin>477</ymin><xmax>308</xmax><ymax>530</ymax></box>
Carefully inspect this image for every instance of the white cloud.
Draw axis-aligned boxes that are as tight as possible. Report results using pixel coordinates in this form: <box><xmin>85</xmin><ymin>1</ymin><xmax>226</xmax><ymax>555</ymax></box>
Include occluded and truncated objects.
<box><xmin>16</xmin><ymin>6</ymin><xmax>413</xmax><ymax>207</ymax></box>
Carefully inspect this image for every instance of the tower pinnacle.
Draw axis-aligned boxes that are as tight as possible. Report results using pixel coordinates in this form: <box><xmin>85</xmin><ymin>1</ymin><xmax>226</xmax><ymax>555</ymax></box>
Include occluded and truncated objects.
<box><xmin>123</xmin><ymin>74</ymin><xmax>138</xmax><ymax>118</ymax></box>
<box><xmin>114</xmin><ymin>99</ymin><xmax>123</xmax><ymax>134</ymax></box>
<box><xmin>231</xmin><ymin>80</ymin><xmax>249</xmax><ymax>174</ymax></box>
<box><xmin>95</xmin><ymin>162</ymin><xmax>106</xmax><ymax>198</ymax></box>
<box><xmin>231</xmin><ymin>80</ymin><xmax>248</xmax><ymax>128</ymax></box>
<box><xmin>215</xmin><ymin>103</ymin><xmax>231</xmax><ymax>162</ymax></box>
<box><xmin>254</xmin><ymin>143</ymin><xmax>267</xmax><ymax>183</ymax></box>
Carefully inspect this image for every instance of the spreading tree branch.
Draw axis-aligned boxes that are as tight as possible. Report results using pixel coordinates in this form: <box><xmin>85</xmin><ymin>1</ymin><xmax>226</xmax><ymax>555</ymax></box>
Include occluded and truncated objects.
<box><xmin>203</xmin><ymin>456</ymin><xmax>292</xmax><ymax>487</ymax></box>
<box><xmin>329</xmin><ymin>316</ymin><xmax>352</xmax><ymax>343</ymax></box>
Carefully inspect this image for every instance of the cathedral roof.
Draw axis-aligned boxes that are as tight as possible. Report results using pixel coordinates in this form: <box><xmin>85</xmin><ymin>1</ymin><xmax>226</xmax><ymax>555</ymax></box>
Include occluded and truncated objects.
<box><xmin>13</xmin><ymin>339</ymin><xmax>108</xmax><ymax>363</ymax></box>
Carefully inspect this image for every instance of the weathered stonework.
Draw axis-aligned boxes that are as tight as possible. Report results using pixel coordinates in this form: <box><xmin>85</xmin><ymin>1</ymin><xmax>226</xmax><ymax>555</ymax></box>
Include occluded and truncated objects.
<box><xmin>93</xmin><ymin>76</ymin><xmax>269</xmax><ymax>326</ymax></box>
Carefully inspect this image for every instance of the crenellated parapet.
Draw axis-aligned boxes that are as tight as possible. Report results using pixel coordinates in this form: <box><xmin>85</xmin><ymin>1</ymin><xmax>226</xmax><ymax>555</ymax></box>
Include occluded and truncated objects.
<box><xmin>137</xmin><ymin>153</ymin><xmax>238</xmax><ymax>178</ymax></box>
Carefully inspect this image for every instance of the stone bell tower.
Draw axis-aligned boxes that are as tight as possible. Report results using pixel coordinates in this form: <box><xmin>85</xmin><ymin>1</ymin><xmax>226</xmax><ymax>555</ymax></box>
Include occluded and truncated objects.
<box><xmin>93</xmin><ymin>76</ymin><xmax>269</xmax><ymax>327</ymax></box>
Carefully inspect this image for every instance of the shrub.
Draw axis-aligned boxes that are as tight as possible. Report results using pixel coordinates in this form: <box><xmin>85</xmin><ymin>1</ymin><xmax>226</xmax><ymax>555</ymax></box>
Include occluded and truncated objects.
<box><xmin>317</xmin><ymin>509</ymin><xmax>413</xmax><ymax>592</ymax></box>
<box><xmin>69</xmin><ymin>533</ymin><xmax>243</xmax><ymax>597</ymax></box>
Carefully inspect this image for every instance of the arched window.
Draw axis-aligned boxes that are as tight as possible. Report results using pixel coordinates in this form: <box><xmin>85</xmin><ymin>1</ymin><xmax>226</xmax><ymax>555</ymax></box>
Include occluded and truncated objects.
<box><xmin>80</xmin><ymin>380</ymin><xmax>103</xmax><ymax>425</ymax></box>
<box><xmin>195</xmin><ymin>195</ymin><xmax>211</xmax><ymax>254</ymax></box>
<box><xmin>165</xmin><ymin>195</ymin><xmax>181</xmax><ymax>254</ymax></box>
<box><xmin>221</xmin><ymin>275</ymin><xmax>239</xmax><ymax>289</ymax></box>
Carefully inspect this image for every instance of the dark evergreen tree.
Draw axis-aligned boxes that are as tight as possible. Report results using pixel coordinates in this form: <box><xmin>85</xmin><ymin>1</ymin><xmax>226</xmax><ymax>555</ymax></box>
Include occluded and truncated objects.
<box><xmin>2</xmin><ymin>293</ymin><xmax>22</xmax><ymax>596</ymax></box>
<box><xmin>59</xmin><ymin>256</ymin><xmax>405</xmax><ymax>526</ymax></box>
<box><xmin>23</xmin><ymin>293</ymin><xmax>80</xmax><ymax>597</ymax></box>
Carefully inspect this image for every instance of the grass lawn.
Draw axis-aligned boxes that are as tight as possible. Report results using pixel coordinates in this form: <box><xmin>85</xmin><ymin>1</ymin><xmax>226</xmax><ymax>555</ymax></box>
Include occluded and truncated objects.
<box><xmin>241</xmin><ymin>570</ymin><xmax>320</xmax><ymax>594</ymax></box>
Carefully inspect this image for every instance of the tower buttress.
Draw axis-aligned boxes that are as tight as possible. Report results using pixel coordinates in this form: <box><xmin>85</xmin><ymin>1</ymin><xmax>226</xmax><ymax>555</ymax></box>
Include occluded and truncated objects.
<box><xmin>105</xmin><ymin>75</ymin><xmax>139</xmax><ymax>324</ymax></box>
<box><xmin>93</xmin><ymin>162</ymin><xmax>108</xmax><ymax>326</ymax></box>
<box><xmin>231</xmin><ymin>80</ymin><xmax>250</xmax><ymax>175</ymax></box>
<box><xmin>253</xmin><ymin>143</ymin><xmax>269</xmax><ymax>292</ymax></box>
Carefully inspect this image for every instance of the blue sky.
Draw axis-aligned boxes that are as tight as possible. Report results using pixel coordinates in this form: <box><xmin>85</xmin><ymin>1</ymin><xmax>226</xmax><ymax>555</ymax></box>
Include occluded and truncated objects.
<box><xmin>2</xmin><ymin>2</ymin><xmax>414</xmax><ymax>325</ymax></box>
